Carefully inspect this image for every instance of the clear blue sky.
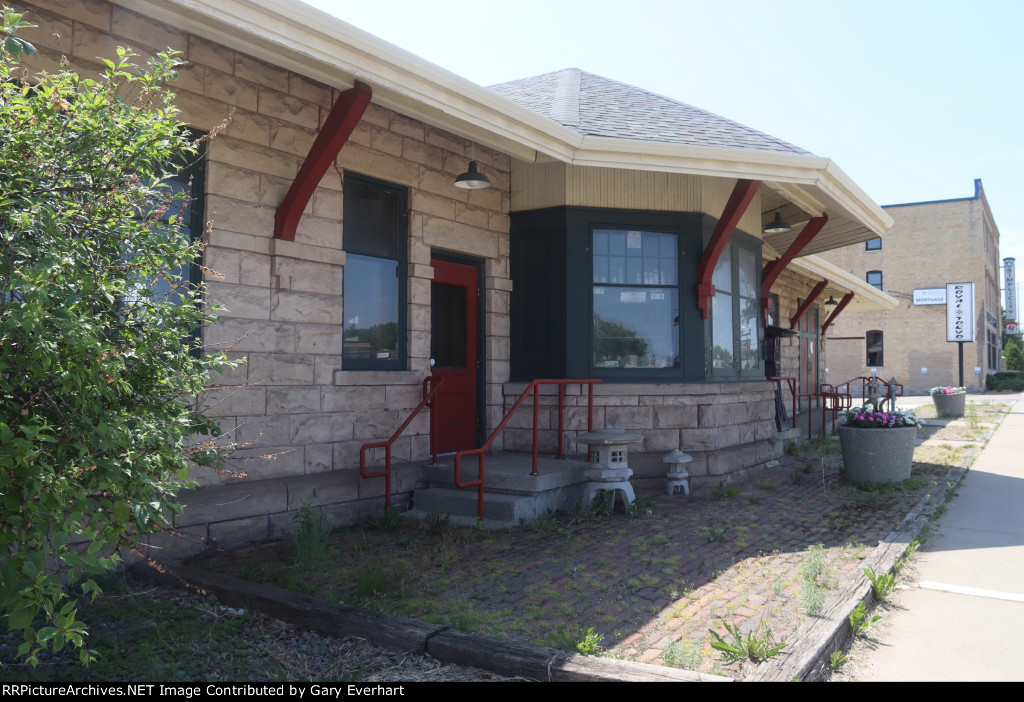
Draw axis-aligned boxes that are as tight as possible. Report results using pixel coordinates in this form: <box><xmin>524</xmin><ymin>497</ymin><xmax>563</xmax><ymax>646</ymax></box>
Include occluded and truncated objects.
<box><xmin>303</xmin><ymin>0</ymin><xmax>1024</xmax><ymax>313</ymax></box>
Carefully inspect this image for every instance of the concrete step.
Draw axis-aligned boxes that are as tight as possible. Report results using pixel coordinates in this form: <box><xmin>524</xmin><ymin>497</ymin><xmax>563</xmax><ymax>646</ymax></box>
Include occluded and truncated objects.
<box><xmin>413</xmin><ymin>452</ymin><xmax>591</xmax><ymax>525</ymax></box>
<box><xmin>412</xmin><ymin>487</ymin><xmax>532</xmax><ymax>525</ymax></box>
<box><xmin>422</xmin><ymin>452</ymin><xmax>589</xmax><ymax>494</ymax></box>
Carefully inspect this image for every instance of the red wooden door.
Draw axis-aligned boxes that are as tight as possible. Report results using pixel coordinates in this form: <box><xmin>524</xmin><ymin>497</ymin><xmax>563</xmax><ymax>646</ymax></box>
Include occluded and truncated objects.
<box><xmin>798</xmin><ymin>305</ymin><xmax>819</xmax><ymax>411</ymax></box>
<box><xmin>430</xmin><ymin>259</ymin><xmax>478</xmax><ymax>453</ymax></box>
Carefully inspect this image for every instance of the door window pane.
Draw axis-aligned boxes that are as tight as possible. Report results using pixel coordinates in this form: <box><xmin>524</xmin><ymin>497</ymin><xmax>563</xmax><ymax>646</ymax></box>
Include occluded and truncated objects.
<box><xmin>431</xmin><ymin>282</ymin><xmax>467</xmax><ymax>367</ymax></box>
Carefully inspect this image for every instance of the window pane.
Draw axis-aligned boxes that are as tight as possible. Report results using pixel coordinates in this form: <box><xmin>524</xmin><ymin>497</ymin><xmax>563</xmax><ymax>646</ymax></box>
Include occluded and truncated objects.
<box><xmin>711</xmin><ymin>293</ymin><xmax>734</xmax><ymax>369</ymax></box>
<box><xmin>594</xmin><ymin>229</ymin><xmax>676</xmax><ymax>286</ymax></box>
<box><xmin>738</xmin><ymin>248</ymin><xmax>756</xmax><ymax>298</ymax></box>
<box><xmin>431</xmin><ymin>282</ymin><xmax>467</xmax><ymax>367</ymax></box>
<box><xmin>866</xmin><ymin>330</ymin><xmax>884</xmax><ymax>366</ymax></box>
<box><xmin>739</xmin><ymin>297</ymin><xmax>759</xmax><ymax>369</ymax></box>
<box><xmin>593</xmin><ymin>286</ymin><xmax>679</xmax><ymax>369</ymax></box>
<box><xmin>592</xmin><ymin>229</ymin><xmax>679</xmax><ymax>372</ymax></box>
<box><xmin>767</xmin><ymin>293</ymin><xmax>780</xmax><ymax>327</ymax></box>
<box><xmin>343</xmin><ymin>254</ymin><xmax>399</xmax><ymax>362</ymax></box>
<box><xmin>343</xmin><ymin>183</ymin><xmax>402</xmax><ymax>259</ymax></box>
<box><xmin>866</xmin><ymin>271</ymin><xmax>883</xmax><ymax>290</ymax></box>
<box><xmin>343</xmin><ymin>175</ymin><xmax>406</xmax><ymax>369</ymax></box>
<box><xmin>713</xmin><ymin>246</ymin><xmax>732</xmax><ymax>292</ymax></box>
<box><xmin>127</xmin><ymin>178</ymin><xmax>196</xmax><ymax>307</ymax></box>
<box><xmin>865</xmin><ymin>238</ymin><xmax>882</xmax><ymax>251</ymax></box>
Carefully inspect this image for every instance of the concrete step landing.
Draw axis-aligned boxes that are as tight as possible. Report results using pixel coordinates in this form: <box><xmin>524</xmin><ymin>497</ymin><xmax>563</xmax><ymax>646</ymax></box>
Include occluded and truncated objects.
<box><xmin>410</xmin><ymin>452</ymin><xmax>591</xmax><ymax>527</ymax></box>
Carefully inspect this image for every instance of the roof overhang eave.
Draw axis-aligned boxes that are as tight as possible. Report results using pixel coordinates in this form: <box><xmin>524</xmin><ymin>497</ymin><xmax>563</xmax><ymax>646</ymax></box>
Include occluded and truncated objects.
<box><xmin>121</xmin><ymin>1</ymin><xmax>892</xmax><ymax>239</ymax></box>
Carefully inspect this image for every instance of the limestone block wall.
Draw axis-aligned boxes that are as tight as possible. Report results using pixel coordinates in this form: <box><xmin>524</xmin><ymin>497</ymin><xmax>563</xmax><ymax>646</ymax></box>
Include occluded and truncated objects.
<box><xmin>501</xmin><ymin>380</ymin><xmax>782</xmax><ymax>494</ymax></box>
<box><xmin>17</xmin><ymin>0</ymin><xmax>512</xmax><ymax>552</ymax></box>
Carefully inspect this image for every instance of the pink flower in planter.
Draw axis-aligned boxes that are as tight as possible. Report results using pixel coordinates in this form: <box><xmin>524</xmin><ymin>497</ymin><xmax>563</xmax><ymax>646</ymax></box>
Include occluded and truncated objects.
<box><xmin>840</xmin><ymin>405</ymin><xmax>922</xmax><ymax>429</ymax></box>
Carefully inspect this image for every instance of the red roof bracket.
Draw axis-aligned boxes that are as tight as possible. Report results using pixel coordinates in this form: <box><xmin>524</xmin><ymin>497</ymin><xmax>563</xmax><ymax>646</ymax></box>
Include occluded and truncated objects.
<box><xmin>789</xmin><ymin>279</ymin><xmax>828</xmax><ymax>330</ymax></box>
<box><xmin>821</xmin><ymin>292</ymin><xmax>854</xmax><ymax>335</ymax></box>
<box><xmin>761</xmin><ymin>213</ymin><xmax>829</xmax><ymax>298</ymax></box>
<box><xmin>696</xmin><ymin>179</ymin><xmax>760</xmax><ymax>319</ymax></box>
<box><xmin>274</xmin><ymin>81</ymin><xmax>372</xmax><ymax>241</ymax></box>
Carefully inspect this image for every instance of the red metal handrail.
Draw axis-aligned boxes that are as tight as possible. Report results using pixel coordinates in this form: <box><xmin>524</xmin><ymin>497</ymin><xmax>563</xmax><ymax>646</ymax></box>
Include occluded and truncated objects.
<box><xmin>818</xmin><ymin>383</ymin><xmax>853</xmax><ymax>436</ymax></box>
<box><xmin>832</xmin><ymin>376</ymin><xmax>904</xmax><ymax>411</ymax></box>
<box><xmin>359</xmin><ymin>375</ymin><xmax>443</xmax><ymax>508</ymax></box>
<box><xmin>453</xmin><ymin>379</ymin><xmax>602</xmax><ymax>520</ymax></box>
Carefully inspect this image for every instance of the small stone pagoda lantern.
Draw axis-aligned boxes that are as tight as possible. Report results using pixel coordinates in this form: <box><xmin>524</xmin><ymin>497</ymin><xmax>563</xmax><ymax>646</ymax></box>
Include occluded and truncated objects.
<box><xmin>663</xmin><ymin>449</ymin><xmax>693</xmax><ymax>496</ymax></box>
<box><xmin>575</xmin><ymin>427</ymin><xmax>642</xmax><ymax>508</ymax></box>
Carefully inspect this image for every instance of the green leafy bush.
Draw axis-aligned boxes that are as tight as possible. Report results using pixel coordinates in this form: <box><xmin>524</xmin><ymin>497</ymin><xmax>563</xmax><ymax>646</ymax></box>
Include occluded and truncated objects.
<box><xmin>986</xmin><ymin>371</ymin><xmax>1024</xmax><ymax>392</ymax></box>
<box><xmin>0</xmin><ymin>9</ymin><xmax>234</xmax><ymax>666</ymax></box>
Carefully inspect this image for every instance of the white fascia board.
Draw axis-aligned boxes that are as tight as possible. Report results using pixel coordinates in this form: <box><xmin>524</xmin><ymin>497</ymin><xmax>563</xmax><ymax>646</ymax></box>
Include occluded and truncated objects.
<box><xmin>120</xmin><ymin>0</ymin><xmax>581</xmax><ymax>161</ymax></box>
<box><xmin>816</xmin><ymin>161</ymin><xmax>895</xmax><ymax>237</ymax></box>
<box><xmin>789</xmin><ymin>256</ymin><xmax>898</xmax><ymax>311</ymax></box>
<box><xmin>573</xmin><ymin>136</ymin><xmax>831</xmax><ymax>181</ymax></box>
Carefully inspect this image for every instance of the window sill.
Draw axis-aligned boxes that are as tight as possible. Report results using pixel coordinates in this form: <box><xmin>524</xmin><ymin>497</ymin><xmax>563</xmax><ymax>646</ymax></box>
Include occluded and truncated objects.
<box><xmin>334</xmin><ymin>369</ymin><xmax>422</xmax><ymax>386</ymax></box>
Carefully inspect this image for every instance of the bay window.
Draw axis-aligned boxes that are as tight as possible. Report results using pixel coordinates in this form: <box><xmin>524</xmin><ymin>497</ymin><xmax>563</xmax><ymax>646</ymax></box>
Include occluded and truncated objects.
<box><xmin>510</xmin><ymin>206</ymin><xmax>761</xmax><ymax>383</ymax></box>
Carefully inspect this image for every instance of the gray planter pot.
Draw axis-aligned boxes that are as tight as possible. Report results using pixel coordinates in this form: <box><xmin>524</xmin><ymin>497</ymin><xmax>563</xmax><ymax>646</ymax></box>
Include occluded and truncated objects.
<box><xmin>932</xmin><ymin>392</ymin><xmax>966</xmax><ymax>418</ymax></box>
<box><xmin>838</xmin><ymin>424</ymin><xmax>917</xmax><ymax>485</ymax></box>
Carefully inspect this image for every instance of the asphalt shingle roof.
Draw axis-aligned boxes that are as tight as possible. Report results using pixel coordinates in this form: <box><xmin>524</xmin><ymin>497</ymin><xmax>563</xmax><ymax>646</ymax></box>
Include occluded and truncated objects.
<box><xmin>489</xmin><ymin>68</ymin><xmax>812</xmax><ymax>156</ymax></box>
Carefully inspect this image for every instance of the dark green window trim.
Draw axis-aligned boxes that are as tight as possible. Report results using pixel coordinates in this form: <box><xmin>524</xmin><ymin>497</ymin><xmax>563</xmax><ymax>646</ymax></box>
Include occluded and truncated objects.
<box><xmin>342</xmin><ymin>172</ymin><xmax>408</xmax><ymax>371</ymax></box>
<box><xmin>708</xmin><ymin>232</ymin><xmax>763</xmax><ymax>379</ymax></box>
<box><xmin>510</xmin><ymin>206</ymin><xmax>708</xmax><ymax>382</ymax></box>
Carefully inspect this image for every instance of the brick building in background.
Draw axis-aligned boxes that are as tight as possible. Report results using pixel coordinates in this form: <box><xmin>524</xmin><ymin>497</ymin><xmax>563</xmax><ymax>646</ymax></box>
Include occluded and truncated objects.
<box><xmin>818</xmin><ymin>180</ymin><xmax>1002</xmax><ymax>393</ymax></box>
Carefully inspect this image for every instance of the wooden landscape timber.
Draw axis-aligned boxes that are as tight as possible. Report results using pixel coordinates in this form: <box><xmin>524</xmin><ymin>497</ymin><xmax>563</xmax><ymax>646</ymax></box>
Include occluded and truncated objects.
<box><xmin>145</xmin><ymin>564</ymin><xmax>730</xmax><ymax>682</ymax></box>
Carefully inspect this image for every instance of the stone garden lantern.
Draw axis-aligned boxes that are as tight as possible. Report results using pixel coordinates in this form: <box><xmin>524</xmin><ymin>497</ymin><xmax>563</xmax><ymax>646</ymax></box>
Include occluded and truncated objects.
<box><xmin>663</xmin><ymin>449</ymin><xmax>693</xmax><ymax>496</ymax></box>
<box><xmin>575</xmin><ymin>427</ymin><xmax>642</xmax><ymax>508</ymax></box>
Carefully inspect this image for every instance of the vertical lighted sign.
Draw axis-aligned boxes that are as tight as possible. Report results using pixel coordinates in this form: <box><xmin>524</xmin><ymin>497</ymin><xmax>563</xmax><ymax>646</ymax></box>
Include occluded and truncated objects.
<box><xmin>1005</xmin><ymin>257</ymin><xmax>1017</xmax><ymax>322</ymax></box>
<box><xmin>946</xmin><ymin>282</ymin><xmax>975</xmax><ymax>342</ymax></box>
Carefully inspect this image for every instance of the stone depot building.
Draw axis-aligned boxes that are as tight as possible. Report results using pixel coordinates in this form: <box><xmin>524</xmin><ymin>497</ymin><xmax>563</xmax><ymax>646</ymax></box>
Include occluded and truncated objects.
<box><xmin>17</xmin><ymin>0</ymin><xmax>898</xmax><ymax>557</ymax></box>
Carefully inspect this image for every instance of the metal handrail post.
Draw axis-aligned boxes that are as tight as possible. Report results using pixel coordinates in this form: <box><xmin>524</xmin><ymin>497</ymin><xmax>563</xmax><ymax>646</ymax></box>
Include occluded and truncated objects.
<box><xmin>531</xmin><ymin>383</ymin><xmax>540</xmax><ymax>475</ymax></box>
<box><xmin>556</xmin><ymin>383</ymin><xmax>566</xmax><ymax>459</ymax></box>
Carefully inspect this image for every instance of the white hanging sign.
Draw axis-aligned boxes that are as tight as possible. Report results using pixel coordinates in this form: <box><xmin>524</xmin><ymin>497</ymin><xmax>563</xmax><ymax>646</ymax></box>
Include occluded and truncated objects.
<box><xmin>913</xmin><ymin>288</ymin><xmax>946</xmax><ymax>305</ymax></box>
<box><xmin>1005</xmin><ymin>258</ymin><xmax>1017</xmax><ymax>321</ymax></box>
<box><xmin>946</xmin><ymin>282</ymin><xmax>975</xmax><ymax>342</ymax></box>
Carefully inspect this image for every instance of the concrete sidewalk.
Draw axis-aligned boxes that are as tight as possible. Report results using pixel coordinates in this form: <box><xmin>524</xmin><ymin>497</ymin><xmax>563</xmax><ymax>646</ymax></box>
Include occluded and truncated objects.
<box><xmin>848</xmin><ymin>393</ymin><xmax>1024</xmax><ymax>681</ymax></box>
